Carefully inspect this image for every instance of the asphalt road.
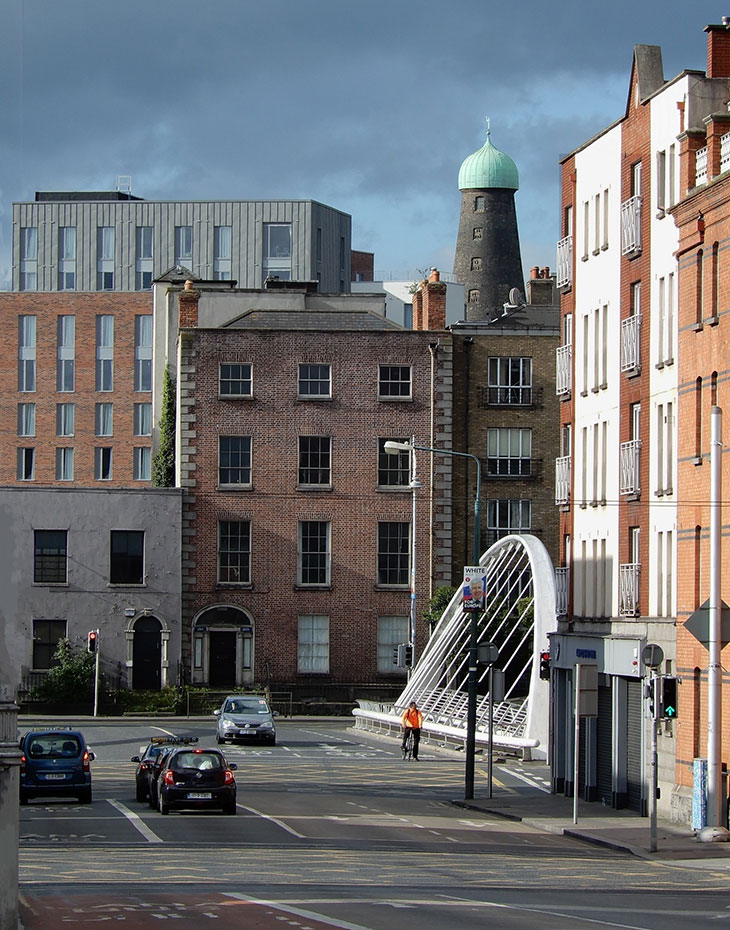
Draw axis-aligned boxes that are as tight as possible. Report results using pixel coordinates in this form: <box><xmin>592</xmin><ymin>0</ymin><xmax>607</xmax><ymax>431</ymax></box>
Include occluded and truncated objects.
<box><xmin>17</xmin><ymin>717</ymin><xmax>730</xmax><ymax>929</ymax></box>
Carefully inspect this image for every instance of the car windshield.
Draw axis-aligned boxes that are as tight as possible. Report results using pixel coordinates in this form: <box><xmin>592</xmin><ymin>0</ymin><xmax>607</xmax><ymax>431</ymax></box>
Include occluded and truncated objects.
<box><xmin>225</xmin><ymin>699</ymin><xmax>269</xmax><ymax>714</ymax></box>
<box><xmin>175</xmin><ymin>752</ymin><xmax>223</xmax><ymax>771</ymax></box>
<box><xmin>26</xmin><ymin>735</ymin><xmax>81</xmax><ymax>758</ymax></box>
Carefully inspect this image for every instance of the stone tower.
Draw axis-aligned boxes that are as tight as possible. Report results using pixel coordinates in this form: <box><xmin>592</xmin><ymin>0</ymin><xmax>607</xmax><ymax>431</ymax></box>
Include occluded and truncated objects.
<box><xmin>453</xmin><ymin>122</ymin><xmax>524</xmax><ymax>321</ymax></box>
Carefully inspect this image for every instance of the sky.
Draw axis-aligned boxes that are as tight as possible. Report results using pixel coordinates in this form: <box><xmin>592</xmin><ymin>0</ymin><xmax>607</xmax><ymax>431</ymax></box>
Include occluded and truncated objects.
<box><xmin>0</xmin><ymin>0</ymin><xmax>723</xmax><ymax>289</ymax></box>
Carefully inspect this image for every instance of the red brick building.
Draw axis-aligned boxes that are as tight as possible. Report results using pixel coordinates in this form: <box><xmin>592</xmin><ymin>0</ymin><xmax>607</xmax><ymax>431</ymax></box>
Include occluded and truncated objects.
<box><xmin>0</xmin><ymin>292</ymin><xmax>154</xmax><ymax>487</ymax></box>
<box><xmin>164</xmin><ymin>280</ymin><xmax>453</xmax><ymax>698</ymax></box>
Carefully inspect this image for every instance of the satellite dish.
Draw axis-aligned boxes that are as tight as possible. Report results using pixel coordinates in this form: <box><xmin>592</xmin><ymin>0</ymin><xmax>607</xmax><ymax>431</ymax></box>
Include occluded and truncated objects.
<box><xmin>508</xmin><ymin>287</ymin><xmax>525</xmax><ymax>306</ymax></box>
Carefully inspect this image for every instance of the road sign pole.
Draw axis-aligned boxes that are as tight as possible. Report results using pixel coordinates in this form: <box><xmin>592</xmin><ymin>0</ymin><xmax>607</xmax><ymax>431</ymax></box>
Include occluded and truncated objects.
<box><xmin>573</xmin><ymin>663</ymin><xmax>581</xmax><ymax>825</ymax></box>
<box><xmin>487</xmin><ymin>664</ymin><xmax>494</xmax><ymax>800</ymax></box>
<box><xmin>649</xmin><ymin>674</ymin><xmax>658</xmax><ymax>853</ymax></box>
<box><xmin>93</xmin><ymin>629</ymin><xmax>100</xmax><ymax>718</ymax></box>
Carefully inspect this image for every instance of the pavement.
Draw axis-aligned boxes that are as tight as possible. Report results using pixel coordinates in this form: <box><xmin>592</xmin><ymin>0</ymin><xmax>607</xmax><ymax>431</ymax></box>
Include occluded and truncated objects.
<box><xmin>454</xmin><ymin>762</ymin><xmax>730</xmax><ymax>868</ymax></box>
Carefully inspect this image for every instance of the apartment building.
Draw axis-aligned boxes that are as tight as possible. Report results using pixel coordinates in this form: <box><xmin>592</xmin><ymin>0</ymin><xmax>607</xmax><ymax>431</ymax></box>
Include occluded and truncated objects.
<box><xmin>13</xmin><ymin>192</ymin><xmax>353</xmax><ymax>293</ymax></box>
<box><xmin>157</xmin><ymin>278</ymin><xmax>453</xmax><ymax>698</ymax></box>
<box><xmin>552</xmin><ymin>24</ymin><xmax>730</xmax><ymax>819</ymax></box>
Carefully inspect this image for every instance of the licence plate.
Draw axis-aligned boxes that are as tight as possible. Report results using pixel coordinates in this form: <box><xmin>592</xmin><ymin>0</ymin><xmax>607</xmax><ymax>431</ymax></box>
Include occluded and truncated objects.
<box><xmin>239</xmin><ymin>730</ymin><xmax>256</xmax><ymax>736</ymax></box>
<box><xmin>186</xmin><ymin>792</ymin><xmax>212</xmax><ymax>799</ymax></box>
<box><xmin>44</xmin><ymin>773</ymin><xmax>66</xmax><ymax>780</ymax></box>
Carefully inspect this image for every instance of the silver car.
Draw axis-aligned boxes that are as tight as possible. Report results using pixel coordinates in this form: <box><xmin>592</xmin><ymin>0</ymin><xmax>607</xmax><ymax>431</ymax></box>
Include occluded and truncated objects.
<box><xmin>214</xmin><ymin>695</ymin><xmax>277</xmax><ymax>745</ymax></box>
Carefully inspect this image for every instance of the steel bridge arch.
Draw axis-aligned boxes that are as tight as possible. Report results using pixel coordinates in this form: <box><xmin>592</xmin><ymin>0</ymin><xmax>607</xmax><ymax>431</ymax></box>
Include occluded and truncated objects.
<box><xmin>355</xmin><ymin>533</ymin><xmax>557</xmax><ymax>758</ymax></box>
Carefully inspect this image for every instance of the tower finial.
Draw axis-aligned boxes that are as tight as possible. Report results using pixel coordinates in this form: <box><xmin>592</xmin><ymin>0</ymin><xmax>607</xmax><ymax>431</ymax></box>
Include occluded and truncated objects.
<box><xmin>485</xmin><ymin>116</ymin><xmax>491</xmax><ymax>139</ymax></box>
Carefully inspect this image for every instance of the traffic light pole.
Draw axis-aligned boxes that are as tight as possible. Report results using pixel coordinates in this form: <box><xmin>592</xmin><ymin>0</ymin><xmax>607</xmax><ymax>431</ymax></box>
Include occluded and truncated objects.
<box><xmin>649</xmin><ymin>673</ymin><xmax>659</xmax><ymax>853</ymax></box>
<box><xmin>93</xmin><ymin>629</ymin><xmax>100</xmax><ymax>718</ymax></box>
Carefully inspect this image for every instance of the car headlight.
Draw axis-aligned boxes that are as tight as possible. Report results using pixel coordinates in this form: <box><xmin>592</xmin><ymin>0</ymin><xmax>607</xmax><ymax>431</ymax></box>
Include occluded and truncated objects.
<box><xmin>259</xmin><ymin>722</ymin><xmax>273</xmax><ymax>729</ymax></box>
<box><xmin>221</xmin><ymin>719</ymin><xmax>237</xmax><ymax>730</ymax></box>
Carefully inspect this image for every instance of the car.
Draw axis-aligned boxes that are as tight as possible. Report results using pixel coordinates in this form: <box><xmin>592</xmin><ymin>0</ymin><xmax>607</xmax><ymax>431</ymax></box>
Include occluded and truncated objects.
<box><xmin>19</xmin><ymin>727</ymin><xmax>95</xmax><ymax>804</ymax></box>
<box><xmin>143</xmin><ymin>737</ymin><xmax>199</xmax><ymax>808</ymax></box>
<box><xmin>154</xmin><ymin>746</ymin><xmax>237</xmax><ymax>815</ymax></box>
<box><xmin>214</xmin><ymin>694</ymin><xmax>278</xmax><ymax>745</ymax></box>
<box><xmin>131</xmin><ymin>735</ymin><xmax>198</xmax><ymax>803</ymax></box>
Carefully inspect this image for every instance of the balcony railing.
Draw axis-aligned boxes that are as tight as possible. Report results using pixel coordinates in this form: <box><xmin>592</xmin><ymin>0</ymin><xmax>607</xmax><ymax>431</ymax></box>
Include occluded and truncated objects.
<box><xmin>621</xmin><ymin>195</ymin><xmax>642</xmax><ymax>255</ymax></box>
<box><xmin>695</xmin><ymin>146</ymin><xmax>708</xmax><ymax>187</ymax></box>
<box><xmin>479</xmin><ymin>385</ymin><xmax>543</xmax><ymax>409</ymax></box>
<box><xmin>555</xmin><ymin>566</ymin><xmax>570</xmax><ymax>617</ymax></box>
<box><xmin>555</xmin><ymin>455</ymin><xmax>571</xmax><ymax>505</ymax></box>
<box><xmin>620</xmin><ymin>313</ymin><xmax>641</xmax><ymax>374</ymax></box>
<box><xmin>556</xmin><ymin>343</ymin><xmax>572</xmax><ymax>396</ymax></box>
<box><xmin>556</xmin><ymin>235</ymin><xmax>573</xmax><ymax>289</ymax></box>
<box><xmin>619</xmin><ymin>439</ymin><xmax>641</xmax><ymax>496</ymax></box>
<box><xmin>619</xmin><ymin>562</ymin><xmax>641</xmax><ymax>616</ymax></box>
<box><xmin>721</xmin><ymin>133</ymin><xmax>730</xmax><ymax>174</ymax></box>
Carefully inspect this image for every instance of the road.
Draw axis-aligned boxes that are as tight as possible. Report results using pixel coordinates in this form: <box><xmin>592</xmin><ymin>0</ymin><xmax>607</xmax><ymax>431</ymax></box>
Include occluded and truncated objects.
<box><xmin>17</xmin><ymin>717</ymin><xmax>730</xmax><ymax>929</ymax></box>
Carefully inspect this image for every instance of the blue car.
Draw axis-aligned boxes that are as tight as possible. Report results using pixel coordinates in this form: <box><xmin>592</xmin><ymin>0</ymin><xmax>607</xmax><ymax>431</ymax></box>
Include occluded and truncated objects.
<box><xmin>19</xmin><ymin>728</ymin><xmax>95</xmax><ymax>804</ymax></box>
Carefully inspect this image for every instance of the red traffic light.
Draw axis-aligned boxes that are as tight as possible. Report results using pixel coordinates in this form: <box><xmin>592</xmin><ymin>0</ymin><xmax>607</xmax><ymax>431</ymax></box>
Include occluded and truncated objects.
<box><xmin>539</xmin><ymin>650</ymin><xmax>550</xmax><ymax>680</ymax></box>
<box><xmin>87</xmin><ymin>631</ymin><xmax>98</xmax><ymax>653</ymax></box>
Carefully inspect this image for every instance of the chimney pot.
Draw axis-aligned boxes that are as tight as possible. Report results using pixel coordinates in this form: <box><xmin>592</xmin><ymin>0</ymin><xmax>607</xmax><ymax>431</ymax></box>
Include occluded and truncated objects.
<box><xmin>530</xmin><ymin>266</ymin><xmax>540</xmax><ymax>279</ymax></box>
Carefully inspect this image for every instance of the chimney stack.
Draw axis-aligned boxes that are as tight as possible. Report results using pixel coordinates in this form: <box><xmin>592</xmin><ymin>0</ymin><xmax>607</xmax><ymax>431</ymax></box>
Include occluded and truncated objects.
<box><xmin>179</xmin><ymin>280</ymin><xmax>200</xmax><ymax>327</ymax></box>
<box><xmin>705</xmin><ymin>22</ymin><xmax>730</xmax><ymax>78</ymax></box>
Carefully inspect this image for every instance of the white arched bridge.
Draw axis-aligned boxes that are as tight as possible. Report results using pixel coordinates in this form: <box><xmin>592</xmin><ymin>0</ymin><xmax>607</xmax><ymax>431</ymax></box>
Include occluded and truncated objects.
<box><xmin>353</xmin><ymin>534</ymin><xmax>557</xmax><ymax>759</ymax></box>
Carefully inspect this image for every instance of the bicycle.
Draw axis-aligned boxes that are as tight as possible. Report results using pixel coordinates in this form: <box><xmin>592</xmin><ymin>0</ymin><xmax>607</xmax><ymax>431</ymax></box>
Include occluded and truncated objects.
<box><xmin>401</xmin><ymin>728</ymin><xmax>414</xmax><ymax>761</ymax></box>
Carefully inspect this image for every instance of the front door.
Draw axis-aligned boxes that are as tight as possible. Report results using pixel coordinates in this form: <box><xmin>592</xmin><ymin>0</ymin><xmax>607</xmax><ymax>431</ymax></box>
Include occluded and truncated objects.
<box><xmin>133</xmin><ymin>617</ymin><xmax>162</xmax><ymax>690</ymax></box>
<box><xmin>209</xmin><ymin>631</ymin><xmax>237</xmax><ymax>687</ymax></box>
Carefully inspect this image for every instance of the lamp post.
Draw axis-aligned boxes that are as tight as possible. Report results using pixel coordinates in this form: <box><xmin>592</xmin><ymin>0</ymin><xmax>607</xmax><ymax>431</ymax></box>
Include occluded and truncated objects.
<box><xmin>384</xmin><ymin>439</ymin><xmax>483</xmax><ymax>799</ymax></box>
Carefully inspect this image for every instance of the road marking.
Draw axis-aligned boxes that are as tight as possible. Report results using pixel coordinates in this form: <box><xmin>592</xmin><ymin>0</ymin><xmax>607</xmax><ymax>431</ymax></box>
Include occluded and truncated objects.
<box><xmin>224</xmin><ymin>893</ymin><xmax>377</xmax><ymax>930</ymax></box>
<box><xmin>507</xmin><ymin>767</ymin><xmax>551</xmax><ymax>792</ymax></box>
<box><xmin>237</xmin><ymin>803</ymin><xmax>305</xmax><ymax>838</ymax></box>
<box><xmin>106</xmin><ymin>799</ymin><xmax>164</xmax><ymax>844</ymax></box>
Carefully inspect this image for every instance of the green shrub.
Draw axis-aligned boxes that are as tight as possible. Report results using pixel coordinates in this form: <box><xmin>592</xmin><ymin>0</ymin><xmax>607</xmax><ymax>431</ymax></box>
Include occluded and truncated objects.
<box><xmin>114</xmin><ymin>686</ymin><xmax>181</xmax><ymax>714</ymax></box>
<box><xmin>29</xmin><ymin>639</ymin><xmax>94</xmax><ymax>704</ymax></box>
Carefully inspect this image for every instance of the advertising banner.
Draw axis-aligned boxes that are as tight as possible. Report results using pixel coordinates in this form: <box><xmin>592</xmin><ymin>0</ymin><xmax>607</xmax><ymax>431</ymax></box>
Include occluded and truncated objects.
<box><xmin>462</xmin><ymin>566</ymin><xmax>486</xmax><ymax>612</ymax></box>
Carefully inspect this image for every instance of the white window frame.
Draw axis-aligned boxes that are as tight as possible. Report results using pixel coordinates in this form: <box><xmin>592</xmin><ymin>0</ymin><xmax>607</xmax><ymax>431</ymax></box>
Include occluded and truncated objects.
<box><xmin>297</xmin><ymin>615</ymin><xmax>330</xmax><ymax>673</ymax></box>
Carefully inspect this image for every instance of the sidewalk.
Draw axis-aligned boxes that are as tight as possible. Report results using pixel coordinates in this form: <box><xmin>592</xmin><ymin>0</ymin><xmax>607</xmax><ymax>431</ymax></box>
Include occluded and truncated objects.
<box><xmin>453</xmin><ymin>767</ymin><xmax>730</xmax><ymax>868</ymax></box>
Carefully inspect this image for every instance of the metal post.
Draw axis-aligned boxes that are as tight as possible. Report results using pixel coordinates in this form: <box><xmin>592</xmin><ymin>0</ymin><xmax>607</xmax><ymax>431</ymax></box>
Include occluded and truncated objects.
<box><xmin>649</xmin><ymin>673</ymin><xmax>658</xmax><ymax>853</ymax></box>
<box><xmin>573</xmin><ymin>663</ymin><xmax>581</xmax><ymax>825</ymax></box>
<box><xmin>93</xmin><ymin>629</ymin><xmax>100</xmax><ymax>718</ymax></box>
<box><xmin>706</xmin><ymin>407</ymin><xmax>728</xmax><ymax>834</ymax></box>
<box><xmin>409</xmin><ymin>439</ymin><xmax>420</xmax><ymax>675</ymax></box>
<box><xmin>487</xmin><ymin>664</ymin><xmax>494</xmax><ymax>799</ymax></box>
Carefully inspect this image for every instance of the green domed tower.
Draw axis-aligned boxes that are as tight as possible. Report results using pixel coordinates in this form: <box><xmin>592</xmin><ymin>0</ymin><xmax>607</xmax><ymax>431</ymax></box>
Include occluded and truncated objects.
<box><xmin>453</xmin><ymin>121</ymin><xmax>524</xmax><ymax>321</ymax></box>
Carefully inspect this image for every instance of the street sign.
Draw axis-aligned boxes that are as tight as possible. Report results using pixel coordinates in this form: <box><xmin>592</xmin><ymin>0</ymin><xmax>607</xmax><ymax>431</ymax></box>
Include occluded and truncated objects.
<box><xmin>477</xmin><ymin>642</ymin><xmax>499</xmax><ymax>665</ymax></box>
<box><xmin>641</xmin><ymin>643</ymin><xmax>664</xmax><ymax>669</ymax></box>
<box><xmin>684</xmin><ymin>600</ymin><xmax>730</xmax><ymax>648</ymax></box>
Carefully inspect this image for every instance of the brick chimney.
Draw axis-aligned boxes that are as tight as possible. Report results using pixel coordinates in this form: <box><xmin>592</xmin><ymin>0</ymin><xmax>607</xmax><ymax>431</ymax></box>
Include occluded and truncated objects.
<box><xmin>179</xmin><ymin>280</ymin><xmax>199</xmax><ymax>327</ymax></box>
<box><xmin>526</xmin><ymin>267</ymin><xmax>556</xmax><ymax>306</ymax></box>
<box><xmin>705</xmin><ymin>21</ymin><xmax>730</xmax><ymax>78</ymax></box>
<box><xmin>413</xmin><ymin>268</ymin><xmax>447</xmax><ymax>330</ymax></box>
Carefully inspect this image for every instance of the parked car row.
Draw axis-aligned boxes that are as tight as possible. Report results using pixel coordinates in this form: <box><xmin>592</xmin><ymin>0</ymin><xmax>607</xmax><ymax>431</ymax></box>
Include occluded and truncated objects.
<box><xmin>19</xmin><ymin>694</ymin><xmax>276</xmax><ymax>813</ymax></box>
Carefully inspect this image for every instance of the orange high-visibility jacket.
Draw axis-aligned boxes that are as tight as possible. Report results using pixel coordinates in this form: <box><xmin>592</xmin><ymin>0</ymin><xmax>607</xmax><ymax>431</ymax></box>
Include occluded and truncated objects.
<box><xmin>401</xmin><ymin>707</ymin><xmax>423</xmax><ymax>729</ymax></box>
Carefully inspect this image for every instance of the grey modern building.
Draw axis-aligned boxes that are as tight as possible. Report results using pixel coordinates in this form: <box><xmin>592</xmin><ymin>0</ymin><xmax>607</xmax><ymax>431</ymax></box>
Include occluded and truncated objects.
<box><xmin>12</xmin><ymin>191</ymin><xmax>353</xmax><ymax>293</ymax></box>
<box><xmin>0</xmin><ymin>485</ymin><xmax>183</xmax><ymax>699</ymax></box>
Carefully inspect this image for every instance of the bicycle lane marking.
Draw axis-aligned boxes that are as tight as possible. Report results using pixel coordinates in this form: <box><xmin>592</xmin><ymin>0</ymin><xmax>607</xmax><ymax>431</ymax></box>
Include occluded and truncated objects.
<box><xmin>106</xmin><ymin>799</ymin><xmax>164</xmax><ymax>843</ymax></box>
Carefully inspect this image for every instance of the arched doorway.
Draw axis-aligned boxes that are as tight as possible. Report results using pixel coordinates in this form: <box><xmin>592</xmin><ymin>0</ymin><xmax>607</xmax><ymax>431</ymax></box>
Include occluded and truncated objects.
<box><xmin>132</xmin><ymin>616</ymin><xmax>162</xmax><ymax>690</ymax></box>
<box><xmin>192</xmin><ymin>606</ymin><xmax>254</xmax><ymax>688</ymax></box>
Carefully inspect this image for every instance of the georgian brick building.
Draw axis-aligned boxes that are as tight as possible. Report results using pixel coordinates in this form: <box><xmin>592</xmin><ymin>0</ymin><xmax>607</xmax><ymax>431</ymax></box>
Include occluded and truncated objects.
<box><xmin>158</xmin><ymin>278</ymin><xmax>453</xmax><ymax>698</ymax></box>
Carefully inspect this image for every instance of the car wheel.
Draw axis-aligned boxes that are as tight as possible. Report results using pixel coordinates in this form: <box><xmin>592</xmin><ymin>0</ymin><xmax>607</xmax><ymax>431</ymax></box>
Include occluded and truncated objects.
<box><xmin>216</xmin><ymin>734</ymin><xmax>223</xmax><ymax>744</ymax></box>
<box><xmin>223</xmin><ymin>798</ymin><xmax>237</xmax><ymax>815</ymax></box>
<box><xmin>78</xmin><ymin>787</ymin><xmax>92</xmax><ymax>804</ymax></box>
<box><xmin>270</xmin><ymin>737</ymin><xmax>276</xmax><ymax>746</ymax></box>
<box><xmin>158</xmin><ymin>792</ymin><xmax>169</xmax><ymax>815</ymax></box>
<box><xmin>19</xmin><ymin>793</ymin><xmax>29</xmax><ymax>805</ymax></box>
<box><xmin>136</xmin><ymin>784</ymin><xmax>147</xmax><ymax>803</ymax></box>
<box><xmin>148</xmin><ymin>785</ymin><xmax>158</xmax><ymax>809</ymax></box>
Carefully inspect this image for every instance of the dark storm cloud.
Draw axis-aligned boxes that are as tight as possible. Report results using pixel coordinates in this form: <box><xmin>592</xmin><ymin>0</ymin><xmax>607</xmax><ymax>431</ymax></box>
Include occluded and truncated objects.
<box><xmin>0</xmin><ymin>0</ymin><xmax>723</xmax><ymax>284</ymax></box>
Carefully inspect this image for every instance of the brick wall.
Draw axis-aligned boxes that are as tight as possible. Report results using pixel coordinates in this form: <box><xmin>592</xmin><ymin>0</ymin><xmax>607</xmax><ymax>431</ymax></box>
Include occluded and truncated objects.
<box><xmin>0</xmin><ymin>292</ymin><xmax>153</xmax><ymax>487</ymax></box>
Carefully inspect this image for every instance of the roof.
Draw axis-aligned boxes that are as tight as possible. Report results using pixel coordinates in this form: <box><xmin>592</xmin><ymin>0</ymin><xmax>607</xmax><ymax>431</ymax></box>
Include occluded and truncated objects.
<box><xmin>220</xmin><ymin>307</ymin><xmax>407</xmax><ymax>332</ymax></box>
<box><xmin>458</xmin><ymin>123</ymin><xmax>519</xmax><ymax>191</ymax></box>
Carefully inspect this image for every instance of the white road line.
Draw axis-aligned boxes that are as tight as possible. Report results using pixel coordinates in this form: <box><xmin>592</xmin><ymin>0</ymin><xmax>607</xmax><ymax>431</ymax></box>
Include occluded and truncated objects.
<box><xmin>106</xmin><ymin>799</ymin><xmax>164</xmax><ymax>844</ymax></box>
<box><xmin>237</xmin><ymin>803</ymin><xmax>306</xmax><ymax>838</ymax></box>
<box><xmin>223</xmin><ymin>893</ymin><xmax>377</xmax><ymax>930</ymax></box>
<box><xmin>506</xmin><ymin>768</ymin><xmax>551</xmax><ymax>792</ymax></box>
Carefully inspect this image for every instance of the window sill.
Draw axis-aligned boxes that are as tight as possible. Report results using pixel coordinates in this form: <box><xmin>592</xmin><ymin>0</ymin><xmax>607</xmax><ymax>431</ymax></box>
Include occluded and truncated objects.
<box><xmin>217</xmin><ymin>582</ymin><xmax>253</xmax><ymax>590</ymax></box>
<box><xmin>656</xmin><ymin>209</ymin><xmax>666</xmax><ymax>220</ymax></box>
<box><xmin>581</xmin><ymin>255</ymin><xmax>589</xmax><ymax>263</ymax></box>
<box><xmin>655</xmin><ymin>361</ymin><xmax>664</xmax><ymax>370</ymax></box>
<box><xmin>297</xmin><ymin>396</ymin><xmax>333</xmax><ymax>402</ymax></box>
<box><xmin>219</xmin><ymin>395</ymin><xmax>254</xmax><ymax>401</ymax></box>
<box><xmin>691</xmin><ymin>322</ymin><xmax>703</xmax><ymax>332</ymax></box>
<box><xmin>378</xmin><ymin>396</ymin><xmax>413</xmax><ymax>403</ymax></box>
<box><xmin>294</xmin><ymin>584</ymin><xmax>332</xmax><ymax>591</ymax></box>
<box><xmin>580</xmin><ymin>390</ymin><xmax>588</xmax><ymax>398</ymax></box>
<box><xmin>693</xmin><ymin>456</ymin><xmax>703</xmax><ymax>466</ymax></box>
<box><xmin>592</xmin><ymin>248</ymin><xmax>600</xmax><ymax>257</ymax></box>
<box><xmin>32</xmin><ymin>581</ymin><xmax>69</xmax><ymax>588</ymax></box>
<box><xmin>296</xmin><ymin>484</ymin><xmax>333</xmax><ymax>492</ymax></box>
<box><xmin>375</xmin><ymin>584</ymin><xmax>410</xmax><ymax>592</ymax></box>
<box><xmin>708</xmin><ymin>315</ymin><xmax>719</xmax><ymax>327</ymax></box>
<box><xmin>601</xmin><ymin>243</ymin><xmax>609</xmax><ymax>251</ymax></box>
<box><xmin>591</xmin><ymin>386</ymin><xmax>600</xmax><ymax>394</ymax></box>
<box><xmin>217</xmin><ymin>484</ymin><xmax>253</xmax><ymax>492</ymax></box>
<box><xmin>108</xmin><ymin>583</ymin><xmax>146</xmax><ymax>588</ymax></box>
<box><xmin>376</xmin><ymin>485</ymin><xmax>412</xmax><ymax>492</ymax></box>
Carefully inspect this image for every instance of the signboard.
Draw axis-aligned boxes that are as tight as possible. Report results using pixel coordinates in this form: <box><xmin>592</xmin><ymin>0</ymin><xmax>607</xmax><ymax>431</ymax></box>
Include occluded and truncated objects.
<box><xmin>462</xmin><ymin>566</ymin><xmax>486</xmax><ymax>612</ymax></box>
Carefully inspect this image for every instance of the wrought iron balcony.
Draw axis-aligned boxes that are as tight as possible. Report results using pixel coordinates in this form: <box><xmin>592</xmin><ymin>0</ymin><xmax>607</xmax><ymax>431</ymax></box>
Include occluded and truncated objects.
<box><xmin>619</xmin><ymin>439</ymin><xmax>641</xmax><ymax>496</ymax></box>
<box><xmin>695</xmin><ymin>146</ymin><xmax>708</xmax><ymax>186</ymax></box>
<box><xmin>554</xmin><ymin>566</ymin><xmax>570</xmax><ymax>616</ymax></box>
<box><xmin>620</xmin><ymin>314</ymin><xmax>641</xmax><ymax>374</ymax></box>
<box><xmin>556</xmin><ymin>235</ymin><xmax>573</xmax><ymax>289</ymax></box>
<box><xmin>556</xmin><ymin>344</ymin><xmax>572</xmax><ymax>396</ymax></box>
<box><xmin>479</xmin><ymin>385</ymin><xmax>543</xmax><ymax>409</ymax></box>
<box><xmin>621</xmin><ymin>194</ymin><xmax>642</xmax><ymax>255</ymax></box>
<box><xmin>555</xmin><ymin>455</ymin><xmax>571</xmax><ymax>505</ymax></box>
<box><xmin>721</xmin><ymin>133</ymin><xmax>730</xmax><ymax>174</ymax></box>
<box><xmin>619</xmin><ymin>562</ymin><xmax>641</xmax><ymax>616</ymax></box>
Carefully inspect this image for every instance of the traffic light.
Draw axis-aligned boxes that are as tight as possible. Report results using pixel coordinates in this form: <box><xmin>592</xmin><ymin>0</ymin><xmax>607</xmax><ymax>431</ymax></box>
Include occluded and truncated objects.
<box><xmin>539</xmin><ymin>650</ymin><xmax>550</xmax><ymax>680</ymax></box>
<box><xmin>404</xmin><ymin>644</ymin><xmax>413</xmax><ymax>668</ymax></box>
<box><xmin>87</xmin><ymin>630</ymin><xmax>98</xmax><ymax>654</ymax></box>
<box><xmin>395</xmin><ymin>643</ymin><xmax>414</xmax><ymax>668</ymax></box>
<box><xmin>392</xmin><ymin>646</ymin><xmax>400</xmax><ymax>666</ymax></box>
<box><xmin>659</xmin><ymin>676</ymin><xmax>678</xmax><ymax>719</ymax></box>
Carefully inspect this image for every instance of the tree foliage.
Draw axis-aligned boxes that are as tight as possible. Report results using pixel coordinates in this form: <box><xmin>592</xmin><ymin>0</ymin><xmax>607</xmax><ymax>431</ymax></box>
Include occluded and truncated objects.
<box><xmin>422</xmin><ymin>585</ymin><xmax>458</xmax><ymax>632</ymax></box>
<box><xmin>152</xmin><ymin>367</ymin><xmax>176</xmax><ymax>487</ymax></box>
<box><xmin>29</xmin><ymin>639</ymin><xmax>94</xmax><ymax>704</ymax></box>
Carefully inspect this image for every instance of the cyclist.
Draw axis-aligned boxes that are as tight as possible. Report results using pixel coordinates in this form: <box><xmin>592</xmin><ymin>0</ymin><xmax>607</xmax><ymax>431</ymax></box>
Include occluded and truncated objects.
<box><xmin>401</xmin><ymin>701</ymin><xmax>423</xmax><ymax>760</ymax></box>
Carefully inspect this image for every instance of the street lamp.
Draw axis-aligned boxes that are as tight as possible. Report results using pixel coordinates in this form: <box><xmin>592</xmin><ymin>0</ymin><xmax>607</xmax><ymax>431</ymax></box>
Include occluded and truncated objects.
<box><xmin>384</xmin><ymin>438</ymin><xmax>483</xmax><ymax>799</ymax></box>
